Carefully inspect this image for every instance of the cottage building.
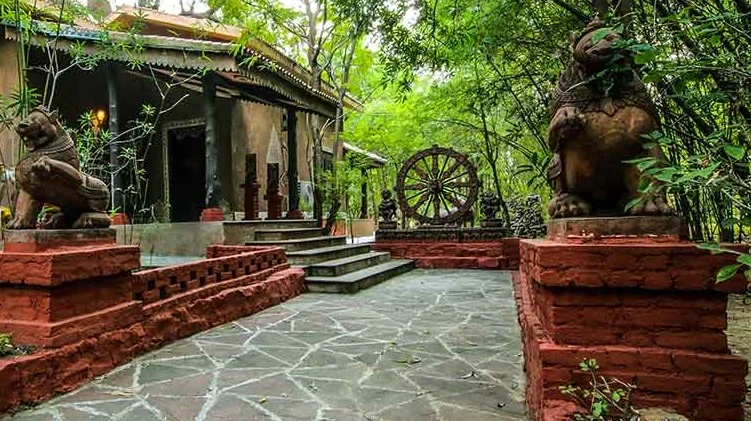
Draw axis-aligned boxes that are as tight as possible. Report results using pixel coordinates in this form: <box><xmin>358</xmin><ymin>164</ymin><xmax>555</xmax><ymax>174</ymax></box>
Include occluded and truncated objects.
<box><xmin>0</xmin><ymin>4</ymin><xmax>362</xmax><ymax>225</ymax></box>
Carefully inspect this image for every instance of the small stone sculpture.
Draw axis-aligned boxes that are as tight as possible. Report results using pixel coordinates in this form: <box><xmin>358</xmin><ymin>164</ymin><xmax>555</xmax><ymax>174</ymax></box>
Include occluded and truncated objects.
<box><xmin>547</xmin><ymin>20</ymin><xmax>673</xmax><ymax>218</ymax></box>
<box><xmin>480</xmin><ymin>191</ymin><xmax>501</xmax><ymax>220</ymax></box>
<box><xmin>378</xmin><ymin>189</ymin><xmax>397</xmax><ymax>229</ymax></box>
<box><xmin>379</xmin><ymin>189</ymin><xmax>397</xmax><ymax>221</ymax></box>
<box><xmin>9</xmin><ymin>106</ymin><xmax>111</xmax><ymax>229</ymax></box>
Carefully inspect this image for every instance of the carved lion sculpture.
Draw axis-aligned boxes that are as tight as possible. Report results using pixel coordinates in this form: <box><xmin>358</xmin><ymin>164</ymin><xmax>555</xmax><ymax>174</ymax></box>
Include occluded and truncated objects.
<box><xmin>8</xmin><ymin>106</ymin><xmax>111</xmax><ymax>229</ymax></box>
<box><xmin>547</xmin><ymin>20</ymin><xmax>673</xmax><ymax>218</ymax></box>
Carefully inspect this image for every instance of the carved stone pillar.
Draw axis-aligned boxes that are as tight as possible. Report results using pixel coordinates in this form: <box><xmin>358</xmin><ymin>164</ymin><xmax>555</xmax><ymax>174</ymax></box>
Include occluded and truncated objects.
<box><xmin>265</xmin><ymin>163</ymin><xmax>283</xmax><ymax>220</ymax></box>
<box><xmin>243</xmin><ymin>154</ymin><xmax>260</xmax><ymax>220</ymax></box>
<box><xmin>286</xmin><ymin>108</ymin><xmax>302</xmax><ymax>219</ymax></box>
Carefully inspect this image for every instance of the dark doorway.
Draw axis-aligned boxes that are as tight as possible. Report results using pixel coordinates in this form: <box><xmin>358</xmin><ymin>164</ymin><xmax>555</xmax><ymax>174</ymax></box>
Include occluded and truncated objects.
<box><xmin>168</xmin><ymin>125</ymin><xmax>206</xmax><ymax>222</ymax></box>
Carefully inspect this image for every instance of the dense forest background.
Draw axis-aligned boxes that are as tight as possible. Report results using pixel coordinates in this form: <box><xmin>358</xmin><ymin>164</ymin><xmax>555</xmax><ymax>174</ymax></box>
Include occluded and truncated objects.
<box><xmin>216</xmin><ymin>0</ymin><xmax>749</xmax><ymax>242</ymax></box>
<box><xmin>4</xmin><ymin>0</ymin><xmax>750</xmax><ymax>241</ymax></box>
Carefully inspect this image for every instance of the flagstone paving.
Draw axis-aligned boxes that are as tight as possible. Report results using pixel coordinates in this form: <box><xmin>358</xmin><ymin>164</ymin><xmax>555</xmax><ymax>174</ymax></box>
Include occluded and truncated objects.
<box><xmin>4</xmin><ymin>269</ymin><xmax>527</xmax><ymax>421</ymax></box>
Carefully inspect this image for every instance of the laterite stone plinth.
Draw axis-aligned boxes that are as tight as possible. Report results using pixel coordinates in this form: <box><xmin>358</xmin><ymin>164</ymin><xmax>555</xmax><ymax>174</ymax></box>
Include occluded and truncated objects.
<box><xmin>0</xmin><ymin>229</ymin><xmax>140</xmax><ymax>348</ymax></box>
<box><xmin>374</xmin><ymin>227</ymin><xmax>519</xmax><ymax>270</ymax></box>
<box><xmin>0</xmin><ymin>231</ymin><xmax>304</xmax><ymax>413</ymax></box>
<box><xmin>516</xmin><ymin>224</ymin><xmax>748</xmax><ymax>421</ymax></box>
<box><xmin>200</xmin><ymin>207</ymin><xmax>225</xmax><ymax>222</ymax></box>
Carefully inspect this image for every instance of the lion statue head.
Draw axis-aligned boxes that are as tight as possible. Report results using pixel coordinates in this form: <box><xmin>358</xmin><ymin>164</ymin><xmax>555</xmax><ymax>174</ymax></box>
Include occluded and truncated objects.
<box><xmin>15</xmin><ymin>106</ymin><xmax>64</xmax><ymax>151</ymax></box>
<box><xmin>551</xmin><ymin>19</ymin><xmax>656</xmax><ymax>119</ymax></box>
<box><xmin>570</xmin><ymin>20</ymin><xmax>624</xmax><ymax>71</ymax></box>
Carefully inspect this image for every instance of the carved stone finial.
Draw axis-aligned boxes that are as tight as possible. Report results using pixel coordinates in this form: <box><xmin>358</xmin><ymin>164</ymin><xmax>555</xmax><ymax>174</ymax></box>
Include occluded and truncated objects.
<box><xmin>378</xmin><ymin>189</ymin><xmax>397</xmax><ymax>222</ymax></box>
<box><xmin>546</xmin><ymin>21</ymin><xmax>674</xmax><ymax>219</ymax></box>
<box><xmin>480</xmin><ymin>191</ymin><xmax>501</xmax><ymax>220</ymax></box>
<box><xmin>8</xmin><ymin>106</ymin><xmax>111</xmax><ymax>229</ymax></box>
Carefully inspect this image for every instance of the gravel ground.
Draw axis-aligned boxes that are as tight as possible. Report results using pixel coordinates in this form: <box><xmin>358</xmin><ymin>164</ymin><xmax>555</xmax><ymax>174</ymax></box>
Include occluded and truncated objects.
<box><xmin>726</xmin><ymin>294</ymin><xmax>751</xmax><ymax>421</ymax></box>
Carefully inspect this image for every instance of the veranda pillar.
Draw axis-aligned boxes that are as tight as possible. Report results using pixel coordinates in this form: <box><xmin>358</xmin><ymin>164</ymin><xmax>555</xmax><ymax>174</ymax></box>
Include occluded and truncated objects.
<box><xmin>200</xmin><ymin>73</ymin><xmax>224</xmax><ymax>222</ymax></box>
<box><xmin>106</xmin><ymin>64</ymin><xmax>128</xmax><ymax>225</ymax></box>
<box><xmin>359</xmin><ymin>168</ymin><xmax>368</xmax><ymax>219</ymax></box>
<box><xmin>286</xmin><ymin>108</ymin><xmax>302</xmax><ymax>219</ymax></box>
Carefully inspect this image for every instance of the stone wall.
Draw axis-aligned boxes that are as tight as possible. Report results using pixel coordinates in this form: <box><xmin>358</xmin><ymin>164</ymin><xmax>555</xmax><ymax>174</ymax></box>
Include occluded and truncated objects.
<box><xmin>0</xmin><ymin>241</ymin><xmax>304</xmax><ymax>413</ymax></box>
<box><xmin>515</xmin><ymin>239</ymin><xmax>748</xmax><ymax>421</ymax></box>
<box><xmin>115</xmin><ymin>221</ymin><xmax>224</xmax><ymax>257</ymax></box>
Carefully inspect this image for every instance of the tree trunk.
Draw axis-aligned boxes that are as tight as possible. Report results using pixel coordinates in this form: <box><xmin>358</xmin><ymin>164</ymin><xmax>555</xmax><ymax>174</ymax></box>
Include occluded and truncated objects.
<box><xmin>324</xmin><ymin>105</ymin><xmax>343</xmax><ymax>234</ymax></box>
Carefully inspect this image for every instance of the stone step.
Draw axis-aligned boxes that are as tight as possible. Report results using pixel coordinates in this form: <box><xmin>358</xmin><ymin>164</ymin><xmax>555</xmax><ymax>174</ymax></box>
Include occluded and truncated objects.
<box><xmin>225</xmin><ymin>219</ymin><xmax>319</xmax><ymax>229</ymax></box>
<box><xmin>287</xmin><ymin>244</ymin><xmax>372</xmax><ymax>266</ymax></box>
<box><xmin>305</xmin><ymin>251</ymin><xmax>391</xmax><ymax>277</ymax></box>
<box><xmin>245</xmin><ymin>236</ymin><xmax>347</xmax><ymax>252</ymax></box>
<box><xmin>223</xmin><ymin>219</ymin><xmax>320</xmax><ymax>245</ymax></box>
<box><xmin>254</xmin><ymin>227</ymin><xmax>326</xmax><ymax>241</ymax></box>
<box><xmin>306</xmin><ymin>259</ymin><xmax>415</xmax><ymax>293</ymax></box>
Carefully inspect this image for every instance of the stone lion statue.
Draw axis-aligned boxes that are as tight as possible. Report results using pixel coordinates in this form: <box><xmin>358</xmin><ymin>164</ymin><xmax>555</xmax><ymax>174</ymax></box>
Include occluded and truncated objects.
<box><xmin>547</xmin><ymin>20</ymin><xmax>673</xmax><ymax>218</ymax></box>
<box><xmin>8</xmin><ymin>106</ymin><xmax>111</xmax><ymax>229</ymax></box>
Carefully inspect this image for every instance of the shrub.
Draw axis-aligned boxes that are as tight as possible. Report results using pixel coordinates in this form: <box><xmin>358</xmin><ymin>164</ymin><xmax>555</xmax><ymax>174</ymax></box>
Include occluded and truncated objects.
<box><xmin>559</xmin><ymin>359</ymin><xmax>638</xmax><ymax>421</ymax></box>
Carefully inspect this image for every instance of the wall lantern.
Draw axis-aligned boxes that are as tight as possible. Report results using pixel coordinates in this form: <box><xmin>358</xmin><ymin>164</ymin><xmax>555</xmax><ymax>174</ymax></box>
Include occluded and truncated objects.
<box><xmin>91</xmin><ymin>109</ymin><xmax>107</xmax><ymax>136</ymax></box>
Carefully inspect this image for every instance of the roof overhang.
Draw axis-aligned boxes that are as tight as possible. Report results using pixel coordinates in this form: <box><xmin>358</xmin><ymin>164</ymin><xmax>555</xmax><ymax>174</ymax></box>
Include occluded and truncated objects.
<box><xmin>3</xmin><ymin>22</ymin><xmax>339</xmax><ymax>117</ymax></box>
<box><xmin>106</xmin><ymin>6</ymin><xmax>363</xmax><ymax>111</ymax></box>
<box><xmin>343</xmin><ymin>142</ymin><xmax>386</xmax><ymax>168</ymax></box>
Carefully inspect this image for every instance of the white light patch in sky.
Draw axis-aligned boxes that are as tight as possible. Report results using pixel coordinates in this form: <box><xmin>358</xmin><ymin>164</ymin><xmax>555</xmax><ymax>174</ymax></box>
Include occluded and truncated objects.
<box><xmin>105</xmin><ymin>0</ymin><xmax>301</xmax><ymax>14</ymax></box>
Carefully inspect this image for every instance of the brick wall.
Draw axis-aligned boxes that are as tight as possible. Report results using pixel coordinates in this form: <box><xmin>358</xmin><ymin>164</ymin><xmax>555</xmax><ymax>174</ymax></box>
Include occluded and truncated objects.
<box><xmin>516</xmin><ymin>239</ymin><xmax>748</xmax><ymax>421</ymax></box>
<box><xmin>373</xmin><ymin>238</ymin><xmax>520</xmax><ymax>270</ymax></box>
<box><xmin>0</xmin><ymin>244</ymin><xmax>304</xmax><ymax>413</ymax></box>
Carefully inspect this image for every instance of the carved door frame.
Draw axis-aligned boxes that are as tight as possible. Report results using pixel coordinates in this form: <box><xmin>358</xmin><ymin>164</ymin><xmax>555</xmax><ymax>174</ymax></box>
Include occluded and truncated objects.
<box><xmin>162</xmin><ymin>118</ymin><xmax>205</xmax><ymax>222</ymax></box>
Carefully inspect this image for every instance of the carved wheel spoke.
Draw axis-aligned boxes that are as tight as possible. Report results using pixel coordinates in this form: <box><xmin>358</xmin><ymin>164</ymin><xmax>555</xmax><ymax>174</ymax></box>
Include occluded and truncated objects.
<box><xmin>444</xmin><ymin>191</ymin><xmax>465</xmax><ymax>210</ymax></box>
<box><xmin>444</xmin><ymin>180</ymin><xmax>474</xmax><ymax>189</ymax></box>
<box><xmin>433</xmin><ymin>193</ymin><xmax>442</xmax><ymax>219</ymax></box>
<box><xmin>404</xmin><ymin>183</ymin><xmax>428</xmax><ymax>192</ymax></box>
<box><xmin>411</xmin><ymin>164</ymin><xmax>430</xmax><ymax>182</ymax></box>
<box><xmin>412</xmin><ymin>192</ymin><xmax>431</xmax><ymax>212</ymax></box>
<box><xmin>440</xmin><ymin>160</ymin><xmax>462</xmax><ymax>182</ymax></box>
<box><xmin>431</xmin><ymin>154</ymin><xmax>439</xmax><ymax>178</ymax></box>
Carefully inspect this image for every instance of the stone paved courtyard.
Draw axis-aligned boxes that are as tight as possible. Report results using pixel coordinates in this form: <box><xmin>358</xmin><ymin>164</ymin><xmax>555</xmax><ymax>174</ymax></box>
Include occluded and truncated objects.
<box><xmin>4</xmin><ymin>269</ymin><xmax>527</xmax><ymax>421</ymax></box>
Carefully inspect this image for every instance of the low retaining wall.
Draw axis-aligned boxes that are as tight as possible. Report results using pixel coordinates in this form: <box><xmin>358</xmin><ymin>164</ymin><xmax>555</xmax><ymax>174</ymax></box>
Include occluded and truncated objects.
<box><xmin>115</xmin><ymin>222</ymin><xmax>224</xmax><ymax>256</ymax></box>
<box><xmin>0</xmin><ymin>243</ymin><xmax>304</xmax><ymax>413</ymax></box>
<box><xmin>515</xmin><ymin>239</ymin><xmax>748</xmax><ymax>421</ymax></box>
<box><xmin>374</xmin><ymin>239</ymin><xmax>520</xmax><ymax>270</ymax></box>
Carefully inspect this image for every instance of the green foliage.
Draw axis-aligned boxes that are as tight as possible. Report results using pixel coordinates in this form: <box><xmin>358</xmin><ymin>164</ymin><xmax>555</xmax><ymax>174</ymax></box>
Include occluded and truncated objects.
<box><xmin>0</xmin><ymin>332</ymin><xmax>14</xmax><ymax>356</ymax></box>
<box><xmin>560</xmin><ymin>359</ymin><xmax>638</xmax><ymax>421</ymax></box>
<box><xmin>369</xmin><ymin>0</ymin><xmax>751</xmax><ymax>240</ymax></box>
<box><xmin>697</xmin><ymin>243</ymin><xmax>751</xmax><ymax>284</ymax></box>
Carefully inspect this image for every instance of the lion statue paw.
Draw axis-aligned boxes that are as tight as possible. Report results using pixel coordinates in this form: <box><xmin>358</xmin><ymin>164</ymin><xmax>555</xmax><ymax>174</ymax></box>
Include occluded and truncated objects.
<box><xmin>548</xmin><ymin>194</ymin><xmax>592</xmax><ymax>218</ymax></box>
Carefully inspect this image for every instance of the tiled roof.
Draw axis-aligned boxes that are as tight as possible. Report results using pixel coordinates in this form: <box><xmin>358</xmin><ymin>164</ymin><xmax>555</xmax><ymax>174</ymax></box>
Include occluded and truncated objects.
<box><xmin>2</xmin><ymin>21</ymin><xmax>341</xmax><ymax>112</ymax></box>
<box><xmin>106</xmin><ymin>6</ymin><xmax>361</xmax><ymax>110</ymax></box>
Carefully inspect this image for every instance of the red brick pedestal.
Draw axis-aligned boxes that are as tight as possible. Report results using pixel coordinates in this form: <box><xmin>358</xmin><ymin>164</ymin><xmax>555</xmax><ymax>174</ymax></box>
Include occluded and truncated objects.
<box><xmin>200</xmin><ymin>207</ymin><xmax>225</xmax><ymax>222</ymax></box>
<box><xmin>516</xmin><ymin>234</ymin><xmax>748</xmax><ymax>420</ymax></box>
<box><xmin>265</xmin><ymin>190</ymin><xmax>284</xmax><ymax>220</ymax></box>
<box><xmin>244</xmin><ymin>180</ymin><xmax>261</xmax><ymax>220</ymax></box>
<box><xmin>110</xmin><ymin>212</ymin><xmax>129</xmax><ymax>225</ymax></box>
<box><xmin>0</xmin><ymin>230</ymin><xmax>140</xmax><ymax>348</ymax></box>
<box><xmin>286</xmin><ymin>209</ymin><xmax>304</xmax><ymax>219</ymax></box>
